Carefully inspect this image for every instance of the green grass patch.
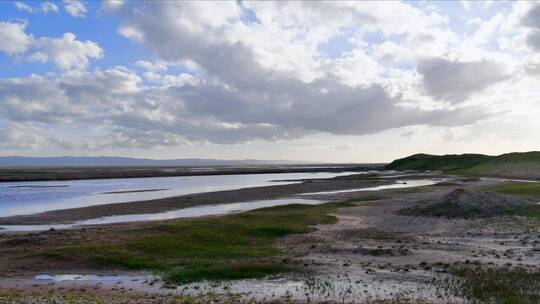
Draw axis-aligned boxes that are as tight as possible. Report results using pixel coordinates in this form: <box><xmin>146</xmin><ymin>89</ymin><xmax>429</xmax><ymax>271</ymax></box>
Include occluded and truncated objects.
<box><xmin>164</xmin><ymin>262</ymin><xmax>285</xmax><ymax>283</ymax></box>
<box><xmin>451</xmin><ymin>267</ymin><xmax>540</xmax><ymax>303</ymax></box>
<box><xmin>483</xmin><ymin>183</ymin><xmax>540</xmax><ymax>219</ymax></box>
<box><xmin>46</xmin><ymin>201</ymin><xmax>355</xmax><ymax>284</ymax></box>
<box><xmin>485</xmin><ymin>183</ymin><xmax>540</xmax><ymax>198</ymax></box>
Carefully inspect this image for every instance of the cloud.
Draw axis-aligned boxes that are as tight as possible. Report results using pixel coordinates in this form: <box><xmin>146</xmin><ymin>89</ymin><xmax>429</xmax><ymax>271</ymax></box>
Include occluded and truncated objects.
<box><xmin>522</xmin><ymin>3</ymin><xmax>540</xmax><ymax>28</ymax></box>
<box><xmin>417</xmin><ymin>57</ymin><xmax>507</xmax><ymax>102</ymax></box>
<box><xmin>41</xmin><ymin>2</ymin><xmax>59</xmax><ymax>13</ymax></box>
<box><xmin>0</xmin><ymin>56</ymin><xmax>487</xmax><ymax>150</ymax></box>
<box><xmin>135</xmin><ymin>60</ymin><xmax>167</xmax><ymax>72</ymax></box>
<box><xmin>0</xmin><ymin>21</ymin><xmax>33</xmax><ymax>55</ymax></box>
<box><xmin>460</xmin><ymin>1</ymin><xmax>471</xmax><ymax>12</ymax></box>
<box><xmin>14</xmin><ymin>2</ymin><xmax>33</xmax><ymax>13</ymax></box>
<box><xmin>29</xmin><ymin>32</ymin><xmax>103</xmax><ymax>70</ymax></box>
<box><xmin>14</xmin><ymin>1</ymin><xmax>59</xmax><ymax>13</ymax></box>
<box><xmin>102</xmin><ymin>0</ymin><xmax>124</xmax><ymax>12</ymax></box>
<box><xmin>63</xmin><ymin>0</ymin><xmax>86</xmax><ymax>17</ymax></box>
<box><xmin>522</xmin><ymin>3</ymin><xmax>540</xmax><ymax>51</ymax></box>
<box><xmin>0</xmin><ymin>22</ymin><xmax>102</xmax><ymax>70</ymax></box>
<box><xmin>527</xmin><ymin>30</ymin><xmax>540</xmax><ymax>50</ymax></box>
<box><xmin>0</xmin><ymin>123</ymin><xmax>45</xmax><ymax>150</ymax></box>
<box><xmin>1</xmin><ymin>1</ymin><xmax>518</xmax><ymax>152</ymax></box>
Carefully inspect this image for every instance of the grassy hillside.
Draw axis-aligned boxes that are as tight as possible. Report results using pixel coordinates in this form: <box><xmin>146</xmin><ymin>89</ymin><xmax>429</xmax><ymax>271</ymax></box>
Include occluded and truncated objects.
<box><xmin>386</xmin><ymin>151</ymin><xmax>540</xmax><ymax>179</ymax></box>
<box><xmin>461</xmin><ymin>152</ymin><xmax>540</xmax><ymax>179</ymax></box>
<box><xmin>385</xmin><ymin>153</ymin><xmax>493</xmax><ymax>171</ymax></box>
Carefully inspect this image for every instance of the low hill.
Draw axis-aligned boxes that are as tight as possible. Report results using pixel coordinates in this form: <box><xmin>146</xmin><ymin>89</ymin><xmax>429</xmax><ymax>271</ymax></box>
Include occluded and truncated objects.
<box><xmin>399</xmin><ymin>189</ymin><xmax>533</xmax><ymax>218</ymax></box>
<box><xmin>386</xmin><ymin>151</ymin><xmax>540</xmax><ymax>180</ymax></box>
<box><xmin>385</xmin><ymin>153</ymin><xmax>493</xmax><ymax>171</ymax></box>
<box><xmin>462</xmin><ymin>152</ymin><xmax>540</xmax><ymax>180</ymax></box>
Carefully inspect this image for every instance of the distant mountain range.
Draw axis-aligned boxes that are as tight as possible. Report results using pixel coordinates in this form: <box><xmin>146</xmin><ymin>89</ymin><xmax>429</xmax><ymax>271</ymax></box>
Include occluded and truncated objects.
<box><xmin>0</xmin><ymin>156</ymin><xmax>318</xmax><ymax>167</ymax></box>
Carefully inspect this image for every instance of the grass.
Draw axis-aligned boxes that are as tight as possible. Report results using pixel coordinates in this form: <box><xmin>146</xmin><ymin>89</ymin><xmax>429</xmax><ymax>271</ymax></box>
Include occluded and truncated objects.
<box><xmin>485</xmin><ymin>182</ymin><xmax>540</xmax><ymax>198</ymax></box>
<box><xmin>0</xmin><ymin>290</ymin><xmax>230</xmax><ymax>304</ymax></box>
<box><xmin>385</xmin><ymin>153</ymin><xmax>492</xmax><ymax>171</ymax></box>
<box><xmin>483</xmin><ymin>183</ymin><xmax>540</xmax><ymax>219</ymax></box>
<box><xmin>450</xmin><ymin>267</ymin><xmax>540</xmax><ymax>303</ymax></box>
<box><xmin>462</xmin><ymin>152</ymin><xmax>540</xmax><ymax>178</ymax></box>
<box><xmin>45</xmin><ymin>201</ymin><xmax>356</xmax><ymax>284</ymax></box>
<box><xmin>386</xmin><ymin>151</ymin><xmax>540</xmax><ymax>180</ymax></box>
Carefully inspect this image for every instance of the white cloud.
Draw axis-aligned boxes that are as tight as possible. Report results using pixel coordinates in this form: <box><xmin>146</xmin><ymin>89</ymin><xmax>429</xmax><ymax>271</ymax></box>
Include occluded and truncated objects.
<box><xmin>28</xmin><ymin>32</ymin><xmax>103</xmax><ymax>70</ymax></box>
<box><xmin>0</xmin><ymin>22</ymin><xmax>102</xmax><ymax>70</ymax></box>
<box><xmin>102</xmin><ymin>0</ymin><xmax>124</xmax><ymax>12</ymax></box>
<box><xmin>135</xmin><ymin>60</ymin><xmax>167</xmax><ymax>72</ymax></box>
<box><xmin>41</xmin><ymin>2</ymin><xmax>59</xmax><ymax>13</ymax></box>
<box><xmin>14</xmin><ymin>2</ymin><xmax>33</xmax><ymax>13</ymax></box>
<box><xmin>0</xmin><ymin>21</ymin><xmax>33</xmax><ymax>55</ymax></box>
<box><xmin>63</xmin><ymin>0</ymin><xmax>87</xmax><ymax>17</ymax></box>
<box><xmin>0</xmin><ymin>123</ymin><xmax>46</xmax><ymax>150</ymax></box>
<box><xmin>3</xmin><ymin>1</ymin><xmax>540</xmax><ymax>159</ymax></box>
<box><xmin>460</xmin><ymin>1</ymin><xmax>471</xmax><ymax>12</ymax></box>
<box><xmin>14</xmin><ymin>1</ymin><xmax>59</xmax><ymax>13</ymax></box>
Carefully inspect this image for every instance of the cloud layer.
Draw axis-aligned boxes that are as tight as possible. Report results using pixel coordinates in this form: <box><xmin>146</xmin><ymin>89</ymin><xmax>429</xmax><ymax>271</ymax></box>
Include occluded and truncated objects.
<box><xmin>0</xmin><ymin>1</ymin><xmax>539</xmax><ymax>159</ymax></box>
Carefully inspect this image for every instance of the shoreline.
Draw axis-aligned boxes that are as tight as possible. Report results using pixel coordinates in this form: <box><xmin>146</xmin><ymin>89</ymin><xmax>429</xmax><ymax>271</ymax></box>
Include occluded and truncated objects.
<box><xmin>0</xmin><ymin>174</ymin><xmax>395</xmax><ymax>225</ymax></box>
<box><xmin>0</xmin><ymin>164</ymin><xmax>382</xmax><ymax>183</ymax></box>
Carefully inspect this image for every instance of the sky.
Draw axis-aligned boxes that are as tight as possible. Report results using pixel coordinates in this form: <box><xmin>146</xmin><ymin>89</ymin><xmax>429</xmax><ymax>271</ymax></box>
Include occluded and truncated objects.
<box><xmin>1</xmin><ymin>0</ymin><xmax>540</xmax><ymax>163</ymax></box>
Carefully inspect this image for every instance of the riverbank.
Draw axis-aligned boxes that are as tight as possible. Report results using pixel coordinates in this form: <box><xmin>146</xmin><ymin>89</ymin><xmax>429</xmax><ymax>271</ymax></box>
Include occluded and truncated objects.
<box><xmin>0</xmin><ymin>173</ymin><xmax>432</xmax><ymax>225</ymax></box>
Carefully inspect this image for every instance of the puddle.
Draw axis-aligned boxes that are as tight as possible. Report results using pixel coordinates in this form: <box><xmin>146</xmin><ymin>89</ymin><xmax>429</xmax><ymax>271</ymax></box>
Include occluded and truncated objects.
<box><xmin>35</xmin><ymin>274</ymin><xmax>131</xmax><ymax>282</ymax></box>
<box><xmin>29</xmin><ymin>272</ymin><xmax>465</xmax><ymax>303</ymax></box>
<box><xmin>6</xmin><ymin>185</ymin><xmax>70</xmax><ymax>188</ymax></box>
<box><xmin>300</xmin><ymin>179</ymin><xmax>442</xmax><ymax>196</ymax></box>
<box><xmin>101</xmin><ymin>188</ymin><xmax>170</xmax><ymax>194</ymax></box>
<box><xmin>0</xmin><ymin>224</ymin><xmax>74</xmax><ymax>232</ymax></box>
<box><xmin>481</xmin><ymin>177</ymin><xmax>540</xmax><ymax>183</ymax></box>
<box><xmin>0</xmin><ymin>198</ymin><xmax>323</xmax><ymax>232</ymax></box>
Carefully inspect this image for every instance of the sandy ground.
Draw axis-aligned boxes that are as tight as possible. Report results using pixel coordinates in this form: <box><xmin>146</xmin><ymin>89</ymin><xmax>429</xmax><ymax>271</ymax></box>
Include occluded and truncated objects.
<box><xmin>1</xmin><ymin>175</ymin><xmax>539</xmax><ymax>303</ymax></box>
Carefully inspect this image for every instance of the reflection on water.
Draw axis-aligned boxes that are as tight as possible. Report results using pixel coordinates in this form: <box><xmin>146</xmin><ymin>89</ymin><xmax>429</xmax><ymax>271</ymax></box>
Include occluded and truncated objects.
<box><xmin>0</xmin><ymin>171</ymin><xmax>357</xmax><ymax>217</ymax></box>
<box><xmin>35</xmin><ymin>274</ymin><xmax>131</xmax><ymax>282</ymax></box>
<box><xmin>0</xmin><ymin>198</ymin><xmax>323</xmax><ymax>232</ymax></box>
<box><xmin>300</xmin><ymin>179</ymin><xmax>442</xmax><ymax>195</ymax></box>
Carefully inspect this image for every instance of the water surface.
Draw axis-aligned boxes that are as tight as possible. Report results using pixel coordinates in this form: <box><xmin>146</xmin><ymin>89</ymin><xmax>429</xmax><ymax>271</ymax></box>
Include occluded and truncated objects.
<box><xmin>300</xmin><ymin>179</ymin><xmax>442</xmax><ymax>195</ymax></box>
<box><xmin>0</xmin><ymin>171</ymin><xmax>357</xmax><ymax>217</ymax></box>
<box><xmin>0</xmin><ymin>198</ymin><xmax>322</xmax><ymax>232</ymax></box>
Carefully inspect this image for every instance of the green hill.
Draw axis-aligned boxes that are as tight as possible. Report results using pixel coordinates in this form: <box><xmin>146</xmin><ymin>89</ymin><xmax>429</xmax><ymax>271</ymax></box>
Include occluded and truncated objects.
<box><xmin>386</xmin><ymin>152</ymin><xmax>540</xmax><ymax>180</ymax></box>
<box><xmin>385</xmin><ymin>153</ymin><xmax>493</xmax><ymax>171</ymax></box>
<box><xmin>462</xmin><ymin>152</ymin><xmax>540</xmax><ymax>179</ymax></box>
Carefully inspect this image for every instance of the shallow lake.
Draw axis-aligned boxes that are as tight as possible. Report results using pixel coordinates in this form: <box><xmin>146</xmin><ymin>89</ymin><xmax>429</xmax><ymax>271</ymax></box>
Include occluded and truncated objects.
<box><xmin>0</xmin><ymin>171</ymin><xmax>358</xmax><ymax>217</ymax></box>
